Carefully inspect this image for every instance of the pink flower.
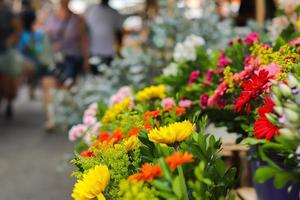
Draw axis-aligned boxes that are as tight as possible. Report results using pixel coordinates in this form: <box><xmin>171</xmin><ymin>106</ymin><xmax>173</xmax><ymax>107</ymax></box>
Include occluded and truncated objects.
<box><xmin>217</xmin><ymin>52</ymin><xmax>232</xmax><ymax>68</ymax></box>
<box><xmin>204</xmin><ymin>69</ymin><xmax>215</xmax><ymax>84</ymax></box>
<box><xmin>245</xmin><ymin>32</ymin><xmax>259</xmax><ymax>45</ymax></box>
<box><xmin>84</xmin><ymin>109</ymin><xmax>96</xmax><ymax>117</ymax></box>
<box><xmin>179</xmin><ymin>99</ymin><xmax>193</xmax><ymax>108</ymax></box>
<box><xmin>188</xmin><ymin>70</ymin><xmax>201</xmax><ymax>85</ymax></box>
<box><xmin>110</xmin><ymin>86</ymin><xmax>133</xmax><ymax>106</ymax></box>
<box><xmin>83</xmin><ymin>115</ymin><xmax>97</xmax><ymax>126</ymax></box>
<box><xmin>88</xmin><ymin>103</ymin><xmax>98</xmax><ymax>111</ymax></box>
<box><xmin>228</xmin><ymin>40</ymin><xmax>234</xmax><ymax>46</ymax></box>
<box><xmin>68</xmin><ymin>124</ymin><xmax>87</xmax><ymax>141</ymax></box>
<box><xmin>288</xmin><ymin>37</ymin><xmax>300</xmax><ymax>46</ymax></box>
<box><xmin>260</xmin><ymin>63</ymin><xmax>281</xmax><ymax>77</ymax></box>
<box><xmin>200</xmin><ymin>94</ymin><xmax>209</xmax><ymax>108</ymax></box>
<box><xmin>161</xmin><ymin>97</ymin><xmax>175</xmax><ymax>109</ymax></box>
<box><xmin>237</xmin><ymin>36</ymin><xmax>243</xmax><ymax>43</ymax></box>
<box><xmin>207</xmin><ymin>81</ymin><xmax>228</xmax><ymax>107</ymax></box>
<box><xmin>92</xmin><ymin>122</ymin><xmax>101</xmax><ymax>136</ymax></box>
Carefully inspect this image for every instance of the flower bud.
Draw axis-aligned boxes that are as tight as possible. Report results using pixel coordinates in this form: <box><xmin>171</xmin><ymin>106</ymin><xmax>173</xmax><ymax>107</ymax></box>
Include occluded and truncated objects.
<box><xmin>287</xmin><ymin>74</ymin><xmax>298</xmax><ymax>87</ymax></box>
<box><xmin>279</xmin><ymin>128</ymin><xmax>297</xmax><ymax>140</ymax></box>
<box><xmin>284</xmin><ymin>108</ymin><xmax>299</xmax><ymax>123</ymax></box>
<box><xmin>274</xmin><ymin>106</ymin><xmax>283</xmax><ymax>115</ymax></box>
<box><xmin>272</xmin><ymin>86</ymin><xmax>282</xmax><ymax>98</ymax></box>
<box><xmin>285</xmin><ymin>102</ymin><xmax>299</xmax><ymax>111</ymax></box>
<box><xmin>271</xmin><ymin>94</ymin><xmax>282</xmax><ymax>106</ymax></box>
<box><xmin>266</xmin><ymin>113</ymin><xmax>278</xmax><ymax>125</ymax></box>
<box><xmin>278</xmin><ymin>83</ymin><xmax>292</xmax><ymax>97</ymax></box>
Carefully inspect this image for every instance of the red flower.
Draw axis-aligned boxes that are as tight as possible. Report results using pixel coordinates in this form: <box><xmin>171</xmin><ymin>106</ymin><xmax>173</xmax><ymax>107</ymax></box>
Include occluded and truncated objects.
<box><xmin>106</xmin><ymin>128</ymin><xmax>124</xmax><ymax>144</ymax></box>
<box><xmin>254</xmin><ymin>96</ymin><xmax>279</xmax><ymax>141</ymax></box>
<box><xmin>254</xmin><ymin>116</ymin><xmax>279</xmax><ymax>141</ymax></box>
<box><xmin>233</xmin><ymin>70</ymin><xmax>271</xmax><ymax>114</ymax></box>
<box><xmin>128</xmin><ymin>163</ymin><xmax>162</xmax><ymax>182</ymax></box>
<box><xmin>80</xmin><ymin>151</ymin><xmax>95</xmax><ymax>157</ymax></box>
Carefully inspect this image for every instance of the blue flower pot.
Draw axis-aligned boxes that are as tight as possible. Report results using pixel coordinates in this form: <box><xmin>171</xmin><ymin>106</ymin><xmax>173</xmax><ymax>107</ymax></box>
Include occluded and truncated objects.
<box><xmin>250</xmin><ymin>156</ymin><xmax>300</xmax><ymax>200</ymax></box>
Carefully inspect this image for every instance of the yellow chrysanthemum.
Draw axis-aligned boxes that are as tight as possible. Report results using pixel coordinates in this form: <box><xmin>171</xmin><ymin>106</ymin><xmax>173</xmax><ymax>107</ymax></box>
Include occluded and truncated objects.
<box><xmin>72</xmin><ymin>165</ymin><xmax>110</xmax><ymax>200</ymax></box>
<box><xmin>101</xmin><ymin>98</ymin><xmax>131</xmax><ymax>124</ymax></box>
<box><xmin>148</xmin><ymin>121</ymin><xmax>194</xmax><ymax>144</ymax></box>
<box><xmin>124</xmin><ymin>136</ymin><xmax>140</xmax><ymax>151</ymax></box>
<box><xmin>136</xmin><ymin>85</ymin><xmax>166</xmax><ymax>101</ymax></box>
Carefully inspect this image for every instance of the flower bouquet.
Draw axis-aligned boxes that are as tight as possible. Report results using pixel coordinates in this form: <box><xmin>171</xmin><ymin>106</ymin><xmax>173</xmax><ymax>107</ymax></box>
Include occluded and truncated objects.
<box><xmin>69</xmin><ymin>85</ymin><xmax>237</xmax><ymax>200</ymax></box>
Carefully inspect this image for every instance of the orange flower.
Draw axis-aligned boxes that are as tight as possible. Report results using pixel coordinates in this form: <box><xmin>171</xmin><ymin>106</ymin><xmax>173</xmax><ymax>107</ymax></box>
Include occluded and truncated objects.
<box><xmin>98</xmin><ymin>131</ymin><xmax>110</xmax><ymax>142</ymax></box>
<box><xmin>128</xmin><ymin>163</ymin><xmax>162</xmax><ymax>182</ymax></box>
<box><xmin>80</xmin><ymin>150</ymin><xmax>95</xmax><ymax>157</ymax></box>
<box><xmin>165</xmin><ymin>152</ymin><xmax>194</xmax><ymax>171</ymax></box>
<box><xmin>144</xmin><ymin>110</ymin><xmax>161</xmax><ymax>120</ymax></box>
<box><xmin>98</xmin><ymin>129</ymin><xmax>124</xmax><ymax>144</ymax></box>
<box><xmin>106</xmin><ymin>128</ymin><xmax>124</xmax><ymax>144</ymax></box>
<box><xmin>175</xmin><ymin>107</ymin><xmax>186</xmax><ymax>116</ymax></box>
<box><xmin>128</xmin><ymin>127</ymin><xmax>141</xmax><ymax>136</ymax></box>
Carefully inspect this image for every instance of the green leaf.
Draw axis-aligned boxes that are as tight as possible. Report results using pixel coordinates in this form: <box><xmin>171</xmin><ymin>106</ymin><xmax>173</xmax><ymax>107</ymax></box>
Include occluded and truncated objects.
<box><xmin>254</xmin><ymin>166</ymin><xmax>278</xmax><ymax>184</ymax></box>
<box><xmin>274</xmin><ymin>172</ymin><xmax>294</xmax><ymax>189</ymax></box>
<box><xmin>172</xmin><ymin>176</ymin><xmax>182</xmax><ymax>198</ymax></box>
<box><xmin>241</xmin><ymin>138</ymin><xmax>266</xmax><ymax>145</ymax></box>
<box><xmin>158</xmin><ymin>158</ymin><xmax>172</xmax><ymax>181</ymax></box>
<box><xmin>215</xmin><ymin>158</ymin><xmax>225</xmax><ymax>177</ymax></box>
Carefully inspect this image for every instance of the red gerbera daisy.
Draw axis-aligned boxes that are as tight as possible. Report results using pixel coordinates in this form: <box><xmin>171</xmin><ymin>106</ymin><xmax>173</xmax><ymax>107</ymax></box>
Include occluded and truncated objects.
<box><xmin>254</xmin><ymin>96</ymin><xmax>279</xmax><ymax>141</ymax></box>
<box><xmin>234</xmin><ymin>70</ymin><xmax>271</xmax><ymax>114</ymax></box>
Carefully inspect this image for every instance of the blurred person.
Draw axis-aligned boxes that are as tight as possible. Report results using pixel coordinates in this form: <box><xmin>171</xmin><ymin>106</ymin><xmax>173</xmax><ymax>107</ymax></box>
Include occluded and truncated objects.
<box><xmin>0</xmin><ymin>0</ymin><xmax>30</xmax><ymax>118</ymax></box>
<box><xmin>18</xmin><ymin>5</ymin><xmax>58</xmax><ymax>130</ymax></box>
<box><xmin>44</xmin><ymin>0</ymin><xmax>89</xmax><ymax>87</ymax></box>
<box><xmin>85</xmin><ymin>0</ymin><xmax>123</xmax><ymax>74</ymax></box>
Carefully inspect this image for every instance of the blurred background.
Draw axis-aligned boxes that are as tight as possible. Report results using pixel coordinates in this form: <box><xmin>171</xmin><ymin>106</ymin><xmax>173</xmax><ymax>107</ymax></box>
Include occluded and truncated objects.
<box><xmin>0</xmin><ymin>0</ymin><xmax>277</xmax><ymax>199</ymax></box>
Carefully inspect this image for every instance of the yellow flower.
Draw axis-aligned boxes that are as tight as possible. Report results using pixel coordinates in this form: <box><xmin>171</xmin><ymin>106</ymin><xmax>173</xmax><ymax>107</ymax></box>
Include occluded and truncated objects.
<box><xmin>136</xmin><ymin>85</ymin><xmax>166</xmax><ymax>101</ymax></box>
<box><xmin>101</xmin><ymin>98</ymin><xmax>131</xmax><ymax>124</ymax></box>
<box><xmin>124</xmin><ymin>136</ymin><xmax>140</xmax><ymax>151</ymax></box>
<box><xmin>72</xmin><ymin>165</ymin><xmax>110</xmax><ymax>200</ymax></box>
<box><xmin>148</xmin><ymin>121</ymin><xmax>194</xmax><ymax>144</ymax></box>
<box><xmin>223</xmin><ymin>66</ymin><xmax>234</xmax><ymax>93</ymax></box>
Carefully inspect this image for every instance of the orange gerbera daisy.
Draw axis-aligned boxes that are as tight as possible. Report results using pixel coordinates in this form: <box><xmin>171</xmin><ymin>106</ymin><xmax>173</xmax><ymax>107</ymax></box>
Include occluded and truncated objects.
<box><xmin>98</xmin><ymin>129</ymin><xmax>124</xmax><ymax>144</ymax></box>
<box><xmin>128</xmin><ymin>127</ymin><xmax>141</xmax><ymax>136</ymax></box>
<box><xmin>165</xmin><ymin>152</ymin><xmax>194</xmax><ymax>171</ymax></box>
<box><xmin>128</xmin><ymin>163</ymin><xmax>162</xmax><ymax>182</ymax></box>
<box><xmin>98</xmin><ymin>131</ymin><xmax>110</xmax><ymax>142</ymax></box>
<box><xmin>175</xmin><ymin>107</ymin><xmax>186</xmax><ymax>116</ymax></box>
<box><xmin>144</xmin><ymin>110</ymin><xmax>161</xmax><ymax>120</ymax></box>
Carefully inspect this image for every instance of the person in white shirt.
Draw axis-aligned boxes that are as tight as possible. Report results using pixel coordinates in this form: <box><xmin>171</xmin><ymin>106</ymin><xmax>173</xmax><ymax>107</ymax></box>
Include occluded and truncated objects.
<box><xmin>85</xmin><ymin>0</ymin><xmax>123</xmax><ymax>74</ymax></box>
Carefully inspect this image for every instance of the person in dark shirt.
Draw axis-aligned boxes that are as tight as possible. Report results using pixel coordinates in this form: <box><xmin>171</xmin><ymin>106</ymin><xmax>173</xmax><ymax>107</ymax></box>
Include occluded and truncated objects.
<box><xmin>0</xmin><ymin>1</ymin><xmax>28</xmax><ymax>118</ymax></box>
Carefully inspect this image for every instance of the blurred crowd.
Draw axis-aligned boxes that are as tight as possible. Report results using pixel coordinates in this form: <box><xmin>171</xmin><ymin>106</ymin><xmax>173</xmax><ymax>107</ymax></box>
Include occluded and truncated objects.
<box><xmin>0</xmin><ymin>0</ymin><xmax>123</xmax><ymax>130</ymax></box>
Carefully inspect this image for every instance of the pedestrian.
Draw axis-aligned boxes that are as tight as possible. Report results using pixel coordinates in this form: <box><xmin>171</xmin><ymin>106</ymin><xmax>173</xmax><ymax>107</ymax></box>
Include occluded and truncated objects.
<box><xmin>85</xmin><ymin>0</ymin><xmax>123</xmax><ymax>74</ymax></box>
<box><xmin>44</xmin><ymin>0</ymin><xmax>89</xmax><ymax>88</ymax></box>
<box><xmin>0</xmin><ymin>1</ymin><xmax>30</xmax><ymax>118</ymax></box>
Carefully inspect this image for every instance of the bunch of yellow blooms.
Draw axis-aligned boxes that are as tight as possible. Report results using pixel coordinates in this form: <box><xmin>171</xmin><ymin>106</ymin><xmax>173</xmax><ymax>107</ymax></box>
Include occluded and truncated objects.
<box><xmin>148</xmin><ymin>120</ymin><xmax>194</xmax><ymax>144</ymax></box>
<box><xmin>72</xmin><ymin>165</ymin><xmax>110</xmax><ymax>200</ymax></box>
<box><xmin>101</xmin><ymin>98</ymin><xmax>131</xmax><ymax>124</ymax></box>
<box><xmin>136</xmin><ymin>85</ymin><xmax>166</xmax><ymax>101</ymax></box>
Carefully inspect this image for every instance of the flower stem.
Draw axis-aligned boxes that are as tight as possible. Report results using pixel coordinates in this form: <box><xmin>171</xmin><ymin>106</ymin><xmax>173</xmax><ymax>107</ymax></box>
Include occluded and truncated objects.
<box><xmin>178</xmin><ymin>165</ymin><xmax>189</xmax><ymax>200</ymax></box>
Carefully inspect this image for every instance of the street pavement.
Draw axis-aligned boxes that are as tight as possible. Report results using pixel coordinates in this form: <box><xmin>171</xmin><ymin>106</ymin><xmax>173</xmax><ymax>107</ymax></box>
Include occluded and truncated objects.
<box><xmin>0</xmin><ymin>87</ymin><xmax>75</xmax><ymax>200</ymax></box>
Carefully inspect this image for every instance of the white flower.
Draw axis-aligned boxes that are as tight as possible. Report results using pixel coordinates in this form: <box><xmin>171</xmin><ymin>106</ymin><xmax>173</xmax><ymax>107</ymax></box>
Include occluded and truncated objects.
<box><xmin>185</xmin><ymin>34</ymin><xmax>205</xmax><ymax>47</ymax></box>
<box><xmin>268</xmin><ymin>16</ymin><xmax>289</xmax><ymax>41</ymax></box>
<box><xmin>173</xmin><ymin>42</ymin><xmax>197</xmax><ymax>62</ymax></box>
<box><xmin>278</xmin><ymin>0</ymin><xmax>300</xmax><ymax>14</ymax></box>
<box><xmin>163</xmin><ymin>63</ymin><xmax>178</xmax><ymax>76</ymax></box>
<box><xmin>173</xmin><ymin>34</ymin><xmax>205</xmax><ymax>63</ymax></box>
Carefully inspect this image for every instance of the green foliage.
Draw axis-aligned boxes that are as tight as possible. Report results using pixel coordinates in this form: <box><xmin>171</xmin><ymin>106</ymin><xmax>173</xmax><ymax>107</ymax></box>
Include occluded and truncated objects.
<box><xmin>118</xmin><ymin>180</ymin><xmax>159</xmax><ymax>200</ymax></box>
<box><xmin>71</xmin><ymin>144</ymin><xmax>131</xmax><ymax>199</ymax></box>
